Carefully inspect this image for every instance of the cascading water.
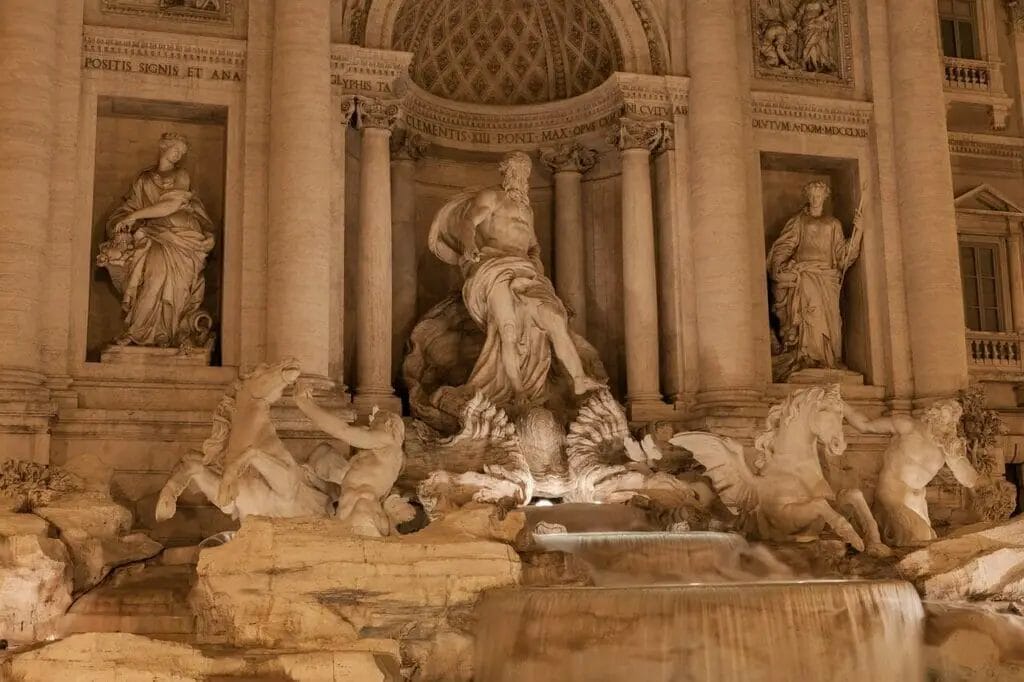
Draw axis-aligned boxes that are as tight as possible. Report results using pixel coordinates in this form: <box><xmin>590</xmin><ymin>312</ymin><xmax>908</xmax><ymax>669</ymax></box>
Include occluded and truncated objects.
<box><xmin>475</xmin><ymin>532</ymin><xmax>925</xmax><ymax>682</ymax></box>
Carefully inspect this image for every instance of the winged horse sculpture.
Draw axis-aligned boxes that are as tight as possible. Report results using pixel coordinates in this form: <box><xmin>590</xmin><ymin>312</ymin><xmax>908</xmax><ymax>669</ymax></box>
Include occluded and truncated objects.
<box><xmin>671</xmin><ymin>385</ymin><xmax>888</xmax><ymax>554</ymax></box>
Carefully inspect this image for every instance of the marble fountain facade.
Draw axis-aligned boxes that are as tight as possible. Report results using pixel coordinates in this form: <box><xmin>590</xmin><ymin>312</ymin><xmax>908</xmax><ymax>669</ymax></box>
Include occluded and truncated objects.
<box><xmin>3</xmin><ymin>0</ymin><xmax>1024</xmax><ymax>680</ymax></box>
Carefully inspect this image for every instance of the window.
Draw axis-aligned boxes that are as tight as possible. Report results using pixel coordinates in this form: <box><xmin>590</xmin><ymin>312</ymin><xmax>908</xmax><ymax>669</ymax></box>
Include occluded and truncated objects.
<box><xmin>960</xmin><ymin>242</ymin><xmax>1004</xmax><ymax>331</ymax></box>
<box><xmin>939</xmin><ymin>0</ymin><xmax>979</xmax><ymax>59</ymax></box>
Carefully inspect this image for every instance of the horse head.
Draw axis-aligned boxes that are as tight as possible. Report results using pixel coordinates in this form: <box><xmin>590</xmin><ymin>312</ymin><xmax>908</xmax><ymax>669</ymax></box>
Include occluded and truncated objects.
<box><xmin>806</xmin><ymin>384</ymin><xmax>846</xmax><ymax>457</ymax></box>
<box><xmin>755</xmin><ymin>384</ymin><xmax>846</xmax><ymax>467</ymax></box>
<box><xmin>237</xmin><ymin>357</ymin><xmax>301</xmax><ymax>404</ymax></box>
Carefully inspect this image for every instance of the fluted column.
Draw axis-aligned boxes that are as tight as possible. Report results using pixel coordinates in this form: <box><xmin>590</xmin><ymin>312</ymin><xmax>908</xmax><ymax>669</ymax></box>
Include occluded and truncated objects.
<box><xmin>617</xmin><ymin>119</ymin><xmax>665</xmax><ymax>415</ymax></box>
<box><xmin>266</xmin><ymin>0</ymin><xmax>332</xmax><ymax>380</ymax></box>
<box><xmin>887</xmin><ymin>0</ymin><xmax>969</xmax><ymax>400</ymax></box>
<box><xmin>391</xmin><ymin>131</ymin><xmax>427</xmax><ymax>380</ymax></box>
<box><xmin>686</xmin><ymin>0</ymin><xmax>760</xmax><ymax>406</ymax></box>
<box><xmin>540</xmin><ymin>143</ymin><xmax>597</xmax><ymax>335</ymax></box>
<box><xmin>0</xmin><ymin>0</ymin><xmax>58</xmax><ymax>394</ymax></box>
<box><xmin>354</xmin><ymin>98</ymin><xmax>401</xmax><ymax>411</ymax></box>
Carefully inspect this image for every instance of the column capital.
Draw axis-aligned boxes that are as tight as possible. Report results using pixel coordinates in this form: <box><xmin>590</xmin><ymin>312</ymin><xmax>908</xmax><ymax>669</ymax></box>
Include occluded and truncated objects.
<box><xmin>354</xmin><ymin>97</ymin><xmax>401</xmax><ymax>131</ymax></box>
<box><xmin>1008</xmin><ymin>1</ymin><xmax>1024</xmax><ymax>34</ymax></box>
<box><xmin>614</xmin><ymin>118</ymin><xmax>668</xmax><ymax>152</ymax></box>
<box><xmin>390</xmin><ymin>129</ymin><xmax>428</xmax><ymax>161</ymax></box>
<box><xmin>340</xmin><ymin>95</ymin><xmax>357</xmax><ymax>125</ymax></box>
<box><xmin>539</xmin><ymin>142</ymin><xmax>598</xmax><ymax>174</ymax></box>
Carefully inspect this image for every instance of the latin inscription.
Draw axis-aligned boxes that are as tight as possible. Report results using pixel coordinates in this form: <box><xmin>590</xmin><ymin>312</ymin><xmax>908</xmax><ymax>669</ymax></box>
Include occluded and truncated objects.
<box><xmin>83</xmin><ymin>57</ymin><xmax>242</xmax><ymax>82</ymax></box>
<box><xmin>405</xmin><ymin>110</ymin><xmax>625</xmax><ymax>147</ymax></box>
<box><xmin>753</xmin><ymin>117</ymin><xmax>869</xmax><ymax>139</ymax></box>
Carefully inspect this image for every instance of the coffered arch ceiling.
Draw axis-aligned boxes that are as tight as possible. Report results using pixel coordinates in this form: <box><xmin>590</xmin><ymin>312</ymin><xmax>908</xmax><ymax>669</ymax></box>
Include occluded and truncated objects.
<box><xmin>357</xmin><ymin>0</ymin><xmax>667</xmax><ymax>101</ymax></box>
<box><xmin>389</xmin><ymin>0</ymin><xmax>622</xmax><ymax>106</ymax></box>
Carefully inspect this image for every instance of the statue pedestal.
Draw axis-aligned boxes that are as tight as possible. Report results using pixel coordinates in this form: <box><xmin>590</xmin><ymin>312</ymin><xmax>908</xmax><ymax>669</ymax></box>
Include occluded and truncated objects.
<box><xmin>785</xmin><ymin>367</ymin><xmax>864</xmax><ymax>386</ymax></box>
<box><xmin>100</xmin><ymin>345</ymin><xmax>212</xmax><ymax>367</ymax></box>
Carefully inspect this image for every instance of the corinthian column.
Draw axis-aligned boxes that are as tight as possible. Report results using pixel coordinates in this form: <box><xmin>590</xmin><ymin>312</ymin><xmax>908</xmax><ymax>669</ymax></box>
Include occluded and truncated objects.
<box><xmin>686</xmin><ymin>0</ymin><xmax>760</xmax><ymax>406</ymax></box>
<box><xmin>887</xmin><ymin>0</ymin><xmax>969</xmax><ymax>400</ymax></box>
<box><xmin>540</xmin><ymin>143</ymin><xmax>597</xmax><ymax>335</ymax></box>
<box><xmin>391</xmin><ymin>131</ymin><xmax>427</xmax><ymax>379</ymax></box>
<box><xmin>354</xmin><ymin>98</ymin><xmax>401</xmax><ymax>411</ymax></box>
<box><xmin>616</xmin><ymin>119</ymin><xmax>666</xmax><ymax>416</ymax></box>
<box><xmin>266</xmin><ymin>0</ymin><xmax>332</xmax><ymax>381</ymax></box>
<box><xmin>0</xmin><ymin>0</ymin><xmax>58</xmax><ymax>395</ymax></box>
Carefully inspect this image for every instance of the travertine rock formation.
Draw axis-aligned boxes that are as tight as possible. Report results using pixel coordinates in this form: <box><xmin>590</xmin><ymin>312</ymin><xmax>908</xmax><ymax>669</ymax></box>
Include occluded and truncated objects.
<box><xmin>192</xmin><ymin>509</ymin><xmax>523</xmax><ymax>680</ymax></box>
<box><xmin>899</xmin><ymin>517</ymin><xmax>1024</xmax><ymax>600</ymax></box>
<box><xmin>0</xmin><ymin>515</ymin><xmax>72</xmax><ymax>642</ymax></box>
<box><xmin>925</xmin><ymin>602</ymin><xmax>1024</xmax><ymax>682</ymax></box>
<box><xmin>35</xmin><ymin>491</ymin><xmax>162</xmax><ymax>591</ymax></box>
<box><xmin>1</xmin><ymin>632</ymin><xmax>401</xmax><ymax>681</ymax></box>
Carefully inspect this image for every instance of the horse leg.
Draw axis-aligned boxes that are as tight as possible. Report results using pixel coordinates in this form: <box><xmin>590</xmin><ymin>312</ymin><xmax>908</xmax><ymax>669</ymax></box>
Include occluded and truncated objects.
<box><xmin>837</xmin><ymin>489</ymin><xmax>891</xmax><ymax>557</ymax></box>
<box><xmin>782</xmin><ymin>499</ymin><xmax>866</xmax><ymax>552</ymax></box>
<box><xmin>156</xmin><ymin>452</ymin><xmax>204</xmax><ymax>521</ymax></box>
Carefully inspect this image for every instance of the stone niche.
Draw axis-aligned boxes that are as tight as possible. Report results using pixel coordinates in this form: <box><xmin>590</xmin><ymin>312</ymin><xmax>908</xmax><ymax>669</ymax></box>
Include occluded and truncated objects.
<box><xmin>87</xmin><ymin>96</ymin><xmax>227</xmax><ymax>364</ymax></box>
<box><xmin>759</xmin><ymin>152</ymin><xmax>869</xmax><ymax>383</ymax></box>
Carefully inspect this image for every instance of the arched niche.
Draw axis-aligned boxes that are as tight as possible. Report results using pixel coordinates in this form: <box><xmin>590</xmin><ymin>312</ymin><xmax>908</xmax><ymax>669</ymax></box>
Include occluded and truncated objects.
<box><xmin>358</xmin><ymin>0</ymin><xmax>664</xmax><ymax>76</ymax></box>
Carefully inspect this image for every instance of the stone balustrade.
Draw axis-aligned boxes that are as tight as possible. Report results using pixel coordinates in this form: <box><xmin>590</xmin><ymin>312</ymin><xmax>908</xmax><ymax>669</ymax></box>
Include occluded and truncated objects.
<box><xmin>967</xmin><ymin>330</ymin><xmax>1023</xmax><ymax>374</ymax></box>
<box><xmin>943</xmin><ymin>56</ymin><xmax>995</xmax><ymax>90</ymax></box>
<box><xmin>942</xmin><ymin>56</ymin><xmax>1012</xmax><ymax>130</ymax></box>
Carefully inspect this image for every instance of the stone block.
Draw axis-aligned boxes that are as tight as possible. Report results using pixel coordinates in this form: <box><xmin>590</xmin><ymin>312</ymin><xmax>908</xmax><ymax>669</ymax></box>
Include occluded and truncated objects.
<box><xmin>191</xmin><ymin>512</ymin><xmax>522</xmax><ymax>679</ymax></box>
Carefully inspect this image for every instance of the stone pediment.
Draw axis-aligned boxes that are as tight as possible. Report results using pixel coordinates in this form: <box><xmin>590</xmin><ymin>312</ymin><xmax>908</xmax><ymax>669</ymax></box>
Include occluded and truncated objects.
<box><xmin>955</xmin><ymin>184</ymin><xmax>1024</xmax><ymax>217</ymax></box>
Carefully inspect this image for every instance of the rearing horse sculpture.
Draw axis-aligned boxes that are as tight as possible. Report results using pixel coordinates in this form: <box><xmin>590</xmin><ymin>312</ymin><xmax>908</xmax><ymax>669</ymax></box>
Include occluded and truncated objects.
<box><xmin>671</xmin><ymin>385</ymin><xmax>886</xmax><ymax>554</ymax></box>
<box><xmin>155</xmin><ymin>358</ymin><xmax>344</xmax><ymax>522</ymax></box>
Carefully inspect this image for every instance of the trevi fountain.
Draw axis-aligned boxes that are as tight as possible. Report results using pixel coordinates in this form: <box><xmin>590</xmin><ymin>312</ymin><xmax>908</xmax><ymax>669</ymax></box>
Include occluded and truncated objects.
<box><xmin>3</xmin><ymin>1</ymin><xmax>1024</xmax><ymax>680</ymax></box>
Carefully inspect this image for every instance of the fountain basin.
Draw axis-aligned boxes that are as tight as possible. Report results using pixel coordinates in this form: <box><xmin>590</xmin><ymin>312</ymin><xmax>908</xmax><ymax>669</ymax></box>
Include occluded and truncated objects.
<box><xmin>475</xmin><ymin>580</ymin><xmax>924</xmax><ymax>682</ymax></box>
<box><xmin>532</xmin><ymin>531</ymin><xmax>771</xmax><ymax>585</ymax></box>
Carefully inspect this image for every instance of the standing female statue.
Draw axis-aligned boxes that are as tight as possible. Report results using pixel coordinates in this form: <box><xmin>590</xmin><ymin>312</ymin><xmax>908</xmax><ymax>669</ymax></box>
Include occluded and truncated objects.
<box><xmin>97</xmin><ymin>132</ymin><xmax>215</xmax><ymax>351</ymax></box>
<box><xmin>767</xmin><ymin>180</ymin><xmax>863</xmax><ymax>382</ymax></box>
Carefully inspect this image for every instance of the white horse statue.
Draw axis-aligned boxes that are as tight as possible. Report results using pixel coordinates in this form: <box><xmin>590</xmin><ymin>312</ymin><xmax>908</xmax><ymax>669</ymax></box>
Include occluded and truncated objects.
<box><xmin>155</xmin><ymin>359</ymin><xmax>345</xmax><ymax>522</ymax></box>
<box><xmin>671</xmin><ymin>385</ymin><xmax>887</xmax><ymax>554</ymax></box>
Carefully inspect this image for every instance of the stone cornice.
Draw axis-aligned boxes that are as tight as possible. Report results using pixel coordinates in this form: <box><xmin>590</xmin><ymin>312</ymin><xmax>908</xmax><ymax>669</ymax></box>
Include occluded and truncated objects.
<box><xmin>81</xmin><ymin>25</ymin><xmax>245</xmax><ymax>85</ymax></box>
<box><xmin>949</xmin><ymin>131</ymin><xmax>1024</xmax><ymax>160</ymax></box>
<box><xmin>394</xmin><ymin>72</ymin><xmax>686</xmax><ymax>152</ymax></box>
<box><xmin>330</xmin><ymin>43</ymin><xmax>412</xmax><ymax>96</ymax></box>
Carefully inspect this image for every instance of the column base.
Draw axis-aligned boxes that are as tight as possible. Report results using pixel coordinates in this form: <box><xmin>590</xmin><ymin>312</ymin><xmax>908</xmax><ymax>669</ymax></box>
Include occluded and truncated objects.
<box><xmin>625</xmin><ymin>395</ymin><xmax>674</xmax><ymax>422</ymax></box>
<box><xmin>695</xmin><ymin>387</ymin><xmax>764</xmax><ymax>410</ymax></box>
<box><xmin>353</xmin><ymin>390</ymin><xmax>401</xmax><ymax>415</ymax></box>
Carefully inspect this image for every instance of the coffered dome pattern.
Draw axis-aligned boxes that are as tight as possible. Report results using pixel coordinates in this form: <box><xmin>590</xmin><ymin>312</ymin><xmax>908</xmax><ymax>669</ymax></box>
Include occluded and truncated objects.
<box><xmin>391</xmin><ymin>0</ymin><xmax>623</xmax><ymax>106</ymax></box>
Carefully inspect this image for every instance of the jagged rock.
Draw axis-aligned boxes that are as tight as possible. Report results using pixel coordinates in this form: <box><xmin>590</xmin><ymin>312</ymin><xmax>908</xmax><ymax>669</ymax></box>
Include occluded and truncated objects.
<box><xmin>925</xmin><ymin>602</ymin><xmax>1024</xmax><ymax>681</ymax></box>
<box><xmin>192</xmin><ymin>514</ymin><xmax>522</xmax><ymax>681</ymax></box>
<box><xmin>67</xmin><ymin>532</ymin><xmax>164</xmax><ymax>592</ymax></box>
<box><xmin>34</xmin><ymin>492</ymin><xmax>132</xmax><ymax>538</ymax></box>
<box><xmin>899</xmin><ymin>518</ymin><xmax>1024</xmax><ymax>600</ymax></box>
<box><xmin>413</xmin><ymin>504</ymin><xmax>525</xmax><ymax>544</ymax></box>
<box><xmin>0</xmin><ymin>460</ymin><xmax>83</xmax><ymax>512</ymax></box>
<box><xmin>0</xmin><ymin>532</ymin><xmax>72</xmax><ymax>642</ymax></box>
<box><xmin>0</xmin><ymin>511</ymin><xmax>51</xmax><ymax>538</ymax></box>
<box><xmin>0</xmin><ymin>632</ymin><xmax>402</xmax><ymax>681</ymax></box>
<box><xmin>33</xmin><ymin>491</ymin><xmax>163</xmax><ymax>591</ymax></box>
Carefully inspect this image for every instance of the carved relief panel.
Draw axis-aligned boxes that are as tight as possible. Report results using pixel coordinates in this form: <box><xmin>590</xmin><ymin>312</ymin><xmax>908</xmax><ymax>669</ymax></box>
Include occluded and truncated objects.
<box><xmin>750</xmin><ymin>0</ymin><xmax>853</xmax><ymax>87</ymax></box>
<box><xmin>101</xmin><ymin>0</ymin><xmax>233</xmax><ymax>24</ymax></box>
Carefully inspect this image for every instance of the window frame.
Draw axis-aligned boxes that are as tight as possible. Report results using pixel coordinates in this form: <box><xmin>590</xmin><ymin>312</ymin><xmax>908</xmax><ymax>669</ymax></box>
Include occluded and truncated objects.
<box><xmin>958</xmin><ymin>234</ymin><xmax>1013</xmax><ymax>333</ymax></box>
<box><xmin>938</xmin><ymin>0</ymin><xmax>981</xmax><ymax>59</ymax></box>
